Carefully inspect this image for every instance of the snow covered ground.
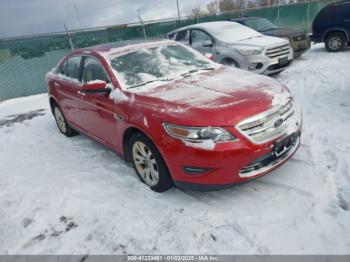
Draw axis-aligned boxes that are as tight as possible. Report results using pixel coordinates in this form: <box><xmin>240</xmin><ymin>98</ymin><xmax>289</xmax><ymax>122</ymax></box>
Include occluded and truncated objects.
<box><xmin>0</xmin><ymin>44</ymin><xmax>349</xmax><ymax>254</ymax></box>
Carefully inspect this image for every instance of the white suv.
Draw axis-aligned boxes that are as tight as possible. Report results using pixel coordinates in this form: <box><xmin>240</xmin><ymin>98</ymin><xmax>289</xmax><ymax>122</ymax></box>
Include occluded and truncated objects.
<box><xmin>167</xmin><ymin>21</ymin><xmax>293</xmax><ymax>75</ymax></box>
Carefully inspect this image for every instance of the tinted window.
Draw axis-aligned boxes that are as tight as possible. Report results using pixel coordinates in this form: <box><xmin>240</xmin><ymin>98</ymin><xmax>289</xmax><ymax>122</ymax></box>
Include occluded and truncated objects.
<box><xmin>59</xmin><ymin>61</ymin><xmax>67</xmax><ymax>75</ymax></box>
<box><xmin>318</xmin><ymin>5</ymin><xmax>345</xmax><ymax>21</ymax></box>
<box><xmin>82</xmin><ymin>57</ymin><xmax>109</xmax><ymax>83</ymax></box>
<box><xmin>176</xmin><ymin>30</ymin><xmax>189</xmax><ymax>43</ymax></box>
<box><xmin>66</xmin><ymin>56</ymin><xmax>81</xmax><ymax>80</ymax></box>
<box><xmin>168</xmin><ymin>33</ymin><xmax>176</xmax><ymax>40</ymax></box>
<box><xmin>191</xmin><ymin>30</ymin><xmax>211</xmax><ymax>44</ymax></box>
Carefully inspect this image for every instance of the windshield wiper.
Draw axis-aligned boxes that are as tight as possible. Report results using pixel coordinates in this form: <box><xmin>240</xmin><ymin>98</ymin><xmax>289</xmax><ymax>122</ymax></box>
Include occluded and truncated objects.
<box><xmin>128</xmin><ymin>78</ymin><xmax>174</xmax><ymax>89</ymax></box>
<box><xmin>180</xmin><ymin>67</ymin><xmax>215</xmax><ymax>77</ymax></box>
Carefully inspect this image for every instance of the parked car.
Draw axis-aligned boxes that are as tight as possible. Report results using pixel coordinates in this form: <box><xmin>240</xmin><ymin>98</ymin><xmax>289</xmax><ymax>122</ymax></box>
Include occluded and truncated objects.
<box><xmin>46</xmin><ymin>40</ymin><xmax>302</xmax><ymax>192</ymax></box>
<box><xmin>167</xmin><ymin>21</ymin><xmax>293</xmax><ymax>75</ymax></box>
<box><xmin>231</xmin><ymin>17</ymin><xmax>311</xmax><ymax>58</ymax></box>
<box><xmin>310</xmin><ymin>0</ymin><xmax>350</xmax><ymax>52</ymax></box>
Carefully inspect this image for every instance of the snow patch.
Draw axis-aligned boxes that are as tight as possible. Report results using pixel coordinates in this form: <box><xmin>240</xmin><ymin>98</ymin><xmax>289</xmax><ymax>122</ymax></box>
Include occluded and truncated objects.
<box><xmin>109</xmin><ymin>88</ymin><xmax>128</xmax><ymax>102</ymax></box>
<box><xmin>184</xmin><ymin>140</ymin><xmax>216</xmax><ymax>151</ymax></box>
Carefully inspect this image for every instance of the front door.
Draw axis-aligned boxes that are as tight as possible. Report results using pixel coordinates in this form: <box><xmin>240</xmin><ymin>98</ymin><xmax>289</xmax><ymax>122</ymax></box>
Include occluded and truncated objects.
<box><xmin>190</xmin><ymin>29</ymin><xmax>215</xmax><ymax>57</ymax></box>
<box><xmin>80</xmin><ymin>56</ymin><xmax>118</xmax><ymax>148</ymax></box>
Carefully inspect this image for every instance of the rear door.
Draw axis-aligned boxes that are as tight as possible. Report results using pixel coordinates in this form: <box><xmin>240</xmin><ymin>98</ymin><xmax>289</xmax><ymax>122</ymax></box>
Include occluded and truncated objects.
<box><xmin>80</xmin><ymin>56</ymin><xmax>118</xmax><ymax>148</ymax></box>
<box><xmin>344</xmin><ymin>8</ymin><xmax>350</xmax><ymax>33</ymax></box>
<box><xmin>55</xmin><ymin>56</ymin><xmax>86</xmax><ymax>130</ymax></box>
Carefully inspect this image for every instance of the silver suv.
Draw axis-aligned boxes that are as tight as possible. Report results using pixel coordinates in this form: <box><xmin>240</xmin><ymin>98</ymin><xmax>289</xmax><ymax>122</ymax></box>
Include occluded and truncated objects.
<box><xmin>167</xmin><ymin>21</ymin><xmax>293</xmax><ymax>75</ymax></box>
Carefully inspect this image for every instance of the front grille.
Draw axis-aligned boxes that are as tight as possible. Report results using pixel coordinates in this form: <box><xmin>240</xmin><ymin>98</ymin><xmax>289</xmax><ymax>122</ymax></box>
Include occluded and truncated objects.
<box><xmin>292</xmin><ymin>35</ymin><xmax>307</xmax><ymax>42</ymax></box>
<box><xmin>266</xmin><ymin>44</ymin><xmax>290</xmax><ymax>58</ymax></box>
<box><xmin>236</xmin><ymin>100</ymin><xmax>298</xmax><ymax>144</ymax></box>
<box><xmin>267</xmin><ymin>60</ymin><xmax>291</xmax><ymax>71</ymax></box>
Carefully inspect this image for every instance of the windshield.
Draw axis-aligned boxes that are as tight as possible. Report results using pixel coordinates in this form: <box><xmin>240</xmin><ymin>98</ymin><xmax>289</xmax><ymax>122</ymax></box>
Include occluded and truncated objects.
<box><xmin>109</xmin><ymin>44</ymin><xmax>213</xmax><ymax>89</ymax></box>
<box><xmin>204</xmin><ymin>22</ymin><xmax>262</xmax><ymax>43</ymax></box>
<box><xmin>243</xmin><ymin>18</ymin><xmax>278</xmax><ymax>32</ymax></box>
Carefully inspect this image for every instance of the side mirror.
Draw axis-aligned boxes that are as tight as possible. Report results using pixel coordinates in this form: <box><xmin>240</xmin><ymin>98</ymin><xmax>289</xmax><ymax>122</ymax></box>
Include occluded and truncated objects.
<box><xmin>82</xmin><ymin>81</ymin><xmax>111</xmax><ymax>94</ymax></box>
<box><xmin>202</xmin><ymin>40</ymin><xmax>214</xmax><ymax>47</ymax></box>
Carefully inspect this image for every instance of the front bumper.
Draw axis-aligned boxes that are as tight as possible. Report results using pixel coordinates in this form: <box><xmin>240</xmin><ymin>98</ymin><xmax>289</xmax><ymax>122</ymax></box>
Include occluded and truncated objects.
<box><xmin>239</xmin><ymin>49</ymin><xmax>293</xmax><ymax>75</ymax></box>
<box><xmin>159</xmin><ymin>116</ymin><xmax>302</xmax><ymax>190</ymax></box>
<box><xmin>172</xmin><ymin>131</ymin><xmax>301</xmax><ymax>191</ymax></box>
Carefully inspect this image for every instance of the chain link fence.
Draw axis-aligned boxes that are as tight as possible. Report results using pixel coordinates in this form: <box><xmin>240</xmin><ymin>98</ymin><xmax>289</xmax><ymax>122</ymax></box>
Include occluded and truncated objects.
<box><xmin>0</xmin><ymin>0</ymin><xmax>334</xmax><ymax>100</ymax></box>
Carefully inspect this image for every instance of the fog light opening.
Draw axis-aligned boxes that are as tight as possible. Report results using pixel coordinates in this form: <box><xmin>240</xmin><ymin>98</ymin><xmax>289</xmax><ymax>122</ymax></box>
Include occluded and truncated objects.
<box><xmin>183</xmin><ymin>166</ymin><xmax>212</xmax><ymax>175</ymax></box>
<box><xmin>248</xmin><ymin>63</ymin><xmax>263</xmax><ymax>70</ymax></box>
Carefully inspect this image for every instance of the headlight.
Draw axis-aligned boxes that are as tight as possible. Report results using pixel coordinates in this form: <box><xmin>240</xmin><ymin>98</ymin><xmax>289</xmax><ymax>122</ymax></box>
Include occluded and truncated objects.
<box><xmin>163</xmin><ymin>123</ymin><xmax>237</xmax><ymax>142</ymax></box>
<box><xmin>237</xmin><ymin>47</ymin><xmax>262</xmax><ymax>56</ymax></box>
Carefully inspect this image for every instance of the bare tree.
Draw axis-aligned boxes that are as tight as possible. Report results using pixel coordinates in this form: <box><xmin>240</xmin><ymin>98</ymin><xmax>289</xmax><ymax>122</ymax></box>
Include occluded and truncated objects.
<box><xmin>218</xmin><ymin>0</ymin><xmax>235</xmax><ymax>12</ymax></box>
<box><xmin>190</xmin><ymin>6</ymin><xmax>204</xmax><ymax>18</ymax></box>
<box><xmin>207</xmin><ymin>1</ymin><xmax>218</xmax><ymax>15</ymax></box>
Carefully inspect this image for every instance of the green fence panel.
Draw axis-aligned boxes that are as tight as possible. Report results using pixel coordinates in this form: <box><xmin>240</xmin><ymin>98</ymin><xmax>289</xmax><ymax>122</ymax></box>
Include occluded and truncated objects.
<box><xmin>0</xmin><ymin>0</ymin><xmax>337</xmax><ymax>101</ymax></box>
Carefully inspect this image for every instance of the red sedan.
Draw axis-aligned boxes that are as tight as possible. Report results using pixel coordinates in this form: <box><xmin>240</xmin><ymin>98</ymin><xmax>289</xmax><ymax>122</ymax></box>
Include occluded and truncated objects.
<box><xmin>46</xmin><ymin>40</ymin><xmax>302</xmax><ymax>192</ymax></box>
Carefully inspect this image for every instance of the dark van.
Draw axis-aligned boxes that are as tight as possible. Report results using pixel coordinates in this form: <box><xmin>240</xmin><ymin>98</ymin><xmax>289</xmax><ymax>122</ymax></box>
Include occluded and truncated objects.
<box><xmin>311</xmin><ymin>0</ymin><xmax>350</xmax><ymax>52</ymax></box>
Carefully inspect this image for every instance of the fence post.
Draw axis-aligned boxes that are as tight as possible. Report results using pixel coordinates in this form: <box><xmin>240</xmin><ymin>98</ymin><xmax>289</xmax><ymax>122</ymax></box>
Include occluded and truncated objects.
<box><xmin>307</xmin><ymin>0</ymin><xmax>310</xmax><ymax>33</ymax></box>
<box><xmin>277</xmin><ymin>0</ymin><xmax>280</xmax><ymax>26</ymax></box>
<box><xmin>137</xmin><ymin>9</ymin><xmax>147</xmax><ymax>39</ymax></box>
<box><xmin>63</xmin><ymin>24</ymin><xmax>74</xmax><ymax>50</ymax></box>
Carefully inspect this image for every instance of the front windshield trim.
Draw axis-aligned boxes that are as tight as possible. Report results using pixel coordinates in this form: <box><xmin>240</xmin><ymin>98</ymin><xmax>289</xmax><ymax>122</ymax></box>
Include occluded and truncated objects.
<box><xmin>245</xmin><ymin>18</ymin><xmax>278</xmax><ymax>32</ymax></box>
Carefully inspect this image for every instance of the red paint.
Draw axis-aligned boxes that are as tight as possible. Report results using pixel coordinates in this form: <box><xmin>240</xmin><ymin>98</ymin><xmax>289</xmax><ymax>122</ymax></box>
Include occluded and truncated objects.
<box><xmin>47</xmin><ymin>41</ymin><xmax>301</xmax><ymax>188</ymax></box>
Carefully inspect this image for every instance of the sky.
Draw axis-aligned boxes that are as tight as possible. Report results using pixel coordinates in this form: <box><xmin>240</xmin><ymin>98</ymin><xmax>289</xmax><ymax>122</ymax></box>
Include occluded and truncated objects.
<box><xmin>0</xmin><ymin>0</ymin><xmax>214</xmax><ymax>38</ymax></box>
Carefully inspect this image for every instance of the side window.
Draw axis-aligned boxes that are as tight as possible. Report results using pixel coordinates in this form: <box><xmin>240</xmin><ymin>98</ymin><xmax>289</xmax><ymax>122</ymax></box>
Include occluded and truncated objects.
<box><xmin>191</xmin><ymin>30</ymin><xmax>211</xmax><ymax>45</ymax></box>
<box><xmin>168</xmin><ymin>33</ymin><xmax>176</xmax><ymax>40</ymax></box>
<box><xmin>82</xmin><ymin>57</ymin><xmax>109</xmax><ymax>83</ymax></box>
<box><xmin>176</xmin><ymin>30</ymin><xmax>190</xmax><ymax>43</ymax></box>
<box><xmin>66</xmin><ymin>56</ymin><xmax>81</xmax><ymax>80</ymax></box>
<box><xmin>59</xmin><ymin>61</ymin><xmax>67</xmax><ymax>75</ymax></box>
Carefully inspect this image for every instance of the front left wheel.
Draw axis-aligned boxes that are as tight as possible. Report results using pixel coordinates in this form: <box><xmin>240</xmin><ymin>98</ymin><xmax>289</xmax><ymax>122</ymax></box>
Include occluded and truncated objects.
<box><xmin>52</xmin><ymin>104</ymin><xmax>78</xmax><ymax>137</ymax></box>
<box><xmin>129</xmin><ymin>132</ymin><xmax>173</xmax><ymax>192</ymax></box>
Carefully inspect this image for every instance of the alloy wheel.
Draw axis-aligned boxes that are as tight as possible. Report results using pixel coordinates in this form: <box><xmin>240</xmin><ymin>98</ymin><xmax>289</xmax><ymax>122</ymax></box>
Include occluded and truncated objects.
<box><xmin>132</xmin><ymin>141</ymin><xmax>159</xmax><ymax>186</ymax></box>
<box><xmin>329</xmin><ymin>36</ymin><xmax>342</xmax><ymax>51</ymax></box>
<box><xmin>54</xmin><ymin>107</ymin><xmax>67</xmax><ymax>133</ymax></box>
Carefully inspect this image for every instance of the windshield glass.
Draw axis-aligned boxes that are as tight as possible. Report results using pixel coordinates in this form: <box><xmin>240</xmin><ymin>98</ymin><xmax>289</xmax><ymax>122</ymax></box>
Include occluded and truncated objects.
<box><xmin>204</xmin><ymin>22</ymin><xmax>262</xmax><ymax>43</ymax></box>
<box><xmin>109</xmin><ymin>44</ymin><xmax>213</xmax><ymax>89</ymax></box>
<box><xmin>243</xmin><ymin>18</ymin><xmax>278</xmax><ymax>32</ymax></box>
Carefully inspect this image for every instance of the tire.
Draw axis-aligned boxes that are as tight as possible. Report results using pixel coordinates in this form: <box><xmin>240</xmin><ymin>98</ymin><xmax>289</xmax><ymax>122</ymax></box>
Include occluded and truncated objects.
<box><xmin>52</xmin><ymin>104</ymin><xmax>78</xmax><ymax>137</ymax></box>
<box><xmin>129</xmin><ymin>132</ymin><xmax>173</xmax><ymax>192</ymax></box>
<box><xmin>221</xmin><ymin>58</ymin><xmax>239</xmax><ymax>68</ymax></box>
<box><xmin>325</xmin><ymin>32</ymin><xmax>347</xmax><ymax>52</ymax></box>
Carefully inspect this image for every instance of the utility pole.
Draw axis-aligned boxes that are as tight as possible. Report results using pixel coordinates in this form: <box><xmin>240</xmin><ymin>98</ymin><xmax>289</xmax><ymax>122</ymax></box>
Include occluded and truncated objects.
<box><xmin>137</xmin><ymin>9</ymin><xmax>147</xmax><ymax>39</ymax></box>
<box><xmin>176</xmin><ymin>0</ymin><xmax>181</xmax><ymax>20</ymax></box>
<box><xmin>73</xmin><ymin>5</ymin><xmax>82</xmax><ymax>29</ymax></box>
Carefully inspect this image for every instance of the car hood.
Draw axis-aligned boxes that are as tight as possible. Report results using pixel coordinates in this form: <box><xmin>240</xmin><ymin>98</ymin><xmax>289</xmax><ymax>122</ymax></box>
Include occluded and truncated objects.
<box><xmin>261</xmin><ymin>28</ymin><xmax>307</xmax><ymax>38</ymax></box>
<box><xmin>234</xmin><ymin>35</ymin><xmax>289</xmax><ymax>48</ymax></box>
<box><xmin>128</xmin><ymin>66</ymin><xmax>291</xmax><ymax>127</ymax></box>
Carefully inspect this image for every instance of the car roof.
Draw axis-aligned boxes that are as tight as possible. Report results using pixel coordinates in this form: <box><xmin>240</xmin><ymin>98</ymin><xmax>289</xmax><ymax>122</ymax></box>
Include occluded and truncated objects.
<box><xmin>329</xmin><ymin>0</ymin><xmax>350</xmax><ymax>5</ymax></box>
<box><xmin>71</xmin><ymin>39</ymin><xmax>174</xmax><ymax>57</ymax></box>
<box><xmin>167</xmin><ymin>21</ymin><xmax>245</xmax><ymax>35</ymax></box>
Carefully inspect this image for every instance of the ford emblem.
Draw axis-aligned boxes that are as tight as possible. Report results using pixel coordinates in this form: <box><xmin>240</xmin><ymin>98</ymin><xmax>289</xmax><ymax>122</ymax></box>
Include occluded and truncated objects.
<box><xmin>274</xmin><ymin>119</ymin><xmax>284</xmax><ymax>128</ymax></box>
